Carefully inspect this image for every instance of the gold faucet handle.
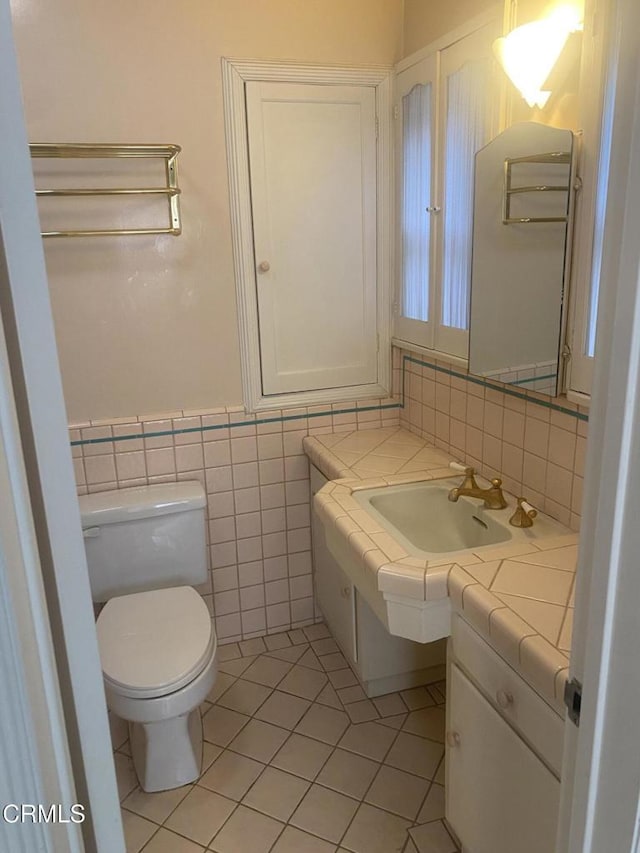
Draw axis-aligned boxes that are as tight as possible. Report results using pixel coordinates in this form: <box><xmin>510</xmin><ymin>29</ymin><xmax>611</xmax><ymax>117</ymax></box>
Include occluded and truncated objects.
<box><xmin>510</xmin><ymin>497</ymin><xmax>538</xmax><ymax>528</ymax></box>
<box><xmin>449</xmin><ymin>462</ymin><xmax>478</xmax><ymax>490</ymax></box>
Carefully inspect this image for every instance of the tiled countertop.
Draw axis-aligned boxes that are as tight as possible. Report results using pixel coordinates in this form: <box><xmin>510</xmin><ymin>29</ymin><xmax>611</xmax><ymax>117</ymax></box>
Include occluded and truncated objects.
<box><xmin>304</xmin><ymin>427</ymin><xmax>576</xmax><ymax>714</ymax></box>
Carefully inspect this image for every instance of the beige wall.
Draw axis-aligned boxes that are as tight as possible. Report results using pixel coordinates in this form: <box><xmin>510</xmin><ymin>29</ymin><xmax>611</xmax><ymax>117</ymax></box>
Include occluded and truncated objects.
<box><xmin>10</xmin><ymin>0</ymin><xmax>403</xmax><ymax>423</ymax></box>
<box><xmin>402</xmin><ymin>0</ymin><xmax>497</xmax><ymax>57</ymax></box>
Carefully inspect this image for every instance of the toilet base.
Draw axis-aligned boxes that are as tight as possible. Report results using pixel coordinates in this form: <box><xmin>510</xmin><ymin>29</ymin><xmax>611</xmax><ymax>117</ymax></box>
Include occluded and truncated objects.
<box><xmin>129</xmin><ymin>708</ymin><xmax>203</xmax><ymax>793</ymax></box>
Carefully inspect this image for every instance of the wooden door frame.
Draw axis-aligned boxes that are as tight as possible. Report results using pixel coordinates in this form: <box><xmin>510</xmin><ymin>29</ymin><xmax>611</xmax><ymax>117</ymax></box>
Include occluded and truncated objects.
<box><xmin>222</xmin><ymin>58</ymin><xmax>393</xmax><ymax>412</ymax></box>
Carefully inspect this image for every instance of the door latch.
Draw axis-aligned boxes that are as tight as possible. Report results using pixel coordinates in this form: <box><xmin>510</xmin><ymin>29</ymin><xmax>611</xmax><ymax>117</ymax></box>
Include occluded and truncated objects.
<box><xmin>564</xmin><ymin>677</ymin><xmax>582</xmax><ymax>726</ymax></box>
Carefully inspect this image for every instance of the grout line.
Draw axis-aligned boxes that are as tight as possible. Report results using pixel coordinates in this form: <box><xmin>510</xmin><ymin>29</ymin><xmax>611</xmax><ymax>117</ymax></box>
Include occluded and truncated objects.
<box><xmin>403</xmin><ymin>355</ymin><xmax>588</xmax><ymax>422</ymax></box>
<box><xmin>122</xmin><ymin>642</ymin><xmax>452</xmax><ymax>852</ymax></box>
<box><xmin>72</xmin><ymin>403</ymin><xmax>402</xmax><ymax>447</ymax></box>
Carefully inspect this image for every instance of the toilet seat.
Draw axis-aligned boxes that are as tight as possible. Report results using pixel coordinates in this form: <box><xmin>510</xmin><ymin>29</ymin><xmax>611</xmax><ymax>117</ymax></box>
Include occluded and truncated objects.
<box><xmin>97</xmin><ymin>586</ymin><xmax>214</xmax><ymax>700</ymax></box>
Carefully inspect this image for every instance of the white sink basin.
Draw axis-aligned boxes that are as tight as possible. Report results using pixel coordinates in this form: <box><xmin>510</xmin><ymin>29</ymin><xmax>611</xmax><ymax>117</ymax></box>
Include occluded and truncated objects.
<box><xmin>354</xmin><ymin>477</ymin><xmax>569</xmax><ymax>560</ymax></box>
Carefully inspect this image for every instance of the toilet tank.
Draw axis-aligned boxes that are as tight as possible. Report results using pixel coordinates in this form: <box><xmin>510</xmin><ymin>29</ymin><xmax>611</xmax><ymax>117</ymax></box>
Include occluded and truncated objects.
<box><xmin>78</xmin><ymin>482</ymin><xmax>208</xmax><ymax>602</ymax></box>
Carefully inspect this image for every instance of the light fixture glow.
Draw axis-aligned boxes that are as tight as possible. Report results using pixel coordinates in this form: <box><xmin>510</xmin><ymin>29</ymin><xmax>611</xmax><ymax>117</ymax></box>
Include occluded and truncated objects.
<box><xmin>493</xmin><ymin>4</ymin><xmax>583</xmax><ymax>109</ymax></box>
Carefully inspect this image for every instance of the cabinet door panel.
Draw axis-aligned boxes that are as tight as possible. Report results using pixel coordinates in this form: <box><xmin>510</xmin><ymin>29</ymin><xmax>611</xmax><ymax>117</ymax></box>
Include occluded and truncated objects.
<box><xmin>447</xmin><ymin>664</ymin><xmax>560</xmax><ymax>853</ymax></box>
<box><xmin>246</xmin><ymin>81</ymin><xmax>378</xmax><ymax>395</ymax></box>
<box><xmin>310</xmin><ymin>468</ymin><xmax>356</xmax><ymax>663</ymax></box>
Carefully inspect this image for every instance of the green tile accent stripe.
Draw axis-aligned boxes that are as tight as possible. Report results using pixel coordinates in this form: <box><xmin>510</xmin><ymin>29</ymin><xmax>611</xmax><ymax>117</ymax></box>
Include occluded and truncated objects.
<box><xmin>70</xmin><ymin>352</ymin><xmax>586</xmax><ymax>448</ymax></box>
<box><xmin>404</xmin><ymin>355</ymin><xmax>588</xmax><ymax>422</ymax></box>
<box><xmin>70</xmin><ymin>402</ymin><xmax>402</xmax><ymax>447</ymax></box>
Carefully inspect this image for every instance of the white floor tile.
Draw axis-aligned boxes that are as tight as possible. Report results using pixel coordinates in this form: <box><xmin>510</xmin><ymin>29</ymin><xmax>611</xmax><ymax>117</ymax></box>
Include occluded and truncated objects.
<box><xmin>372</xmin><ymin>689</ymin><xmax>407</xmax><ymax>716</ymax></box>
<box><xmin>400</xmin><ymin>687</ymin><xmax>436</xmax><ymax>711</ymax></box>
<box><xmin>229</xmin><ymin>718</ymin><xmax>289</xmax><ymax>763</ymax></box>
<box><xmin>209</xmin><ymin>804</ymin><xmax>284</xmax><ymax>853</ymax></box>
<box><xmin>341</xmin><ymin>802</ymin><xmax>410</xmax><ymax>853</ymax></box>
<box><xmin>302</xmin><ymin>624</ymin><xmax>331</xmax><ymax>641</ymax></box>
<box><xmin>254</xmin><ymin>690</ymin><xmax>311</xmax><ymax>729</ymax></box>
<box><xmin>242</xmin><ymin>655</ymin><xmax>293</xmax><ymax>687</ymax></box>
<box><xmin>410</xmin><ymin>820</ymin><xmax>458</xmax><ymax>853</ymax></box>
<box><xmin>218</xmin><ymin>655</ymin><xmax>256</xmax><ymax>677</ymax></box>
<box><xmin>378</xmin><ymin>713</ymin><xmax>408</xmax><ymax>730</ymax></box>
<box><xmin>315</xmin><ymin>748</ymin><xmax>379</xmax><ymax>800</ymax></box>
<box><xmin>365</xmin><ymin>764</ymin><xmax>430</xmax><ymax>821</ymax></box>
<box><xmin>417</xmin><ymin>783</ymin><xmax>445</xmax><ymax>824</ymax></box>
<box><xmin>122</xmin><ymin>784</ymin><xmax>191</xmax><ymax>825</ymax></box>
<box><xmin>112</xmin><ymin>621</ymin><xmax>459</xmax><ymax>853</ymax></box>
<box><xmin>266</xmin><ymin>643</ymin><xmax>310</xmax><ymax>663</ymax></box>
<box><xmin>384</xmin><ymin>732</ymin><xmax>443</xmax><ymax>780</ymax></box>
<box><xmin>265</xmin><ymin>632</ymin><xmax>293</xmax><ymax>651</ymax></box>
<box><xmin>217</xmin><ymin>679</ymin><xmax>272</xmax><ymax>716</ymax></box>
<box><xmin>164</xmin><ymin>786</ymin><xmax>235</xmax><ymax>846</ymax></box>
<box><xmin>270</xmin><ymin>733</ymin><xmax>333</xmax><ymax>781</ymax></box>
<box><xmin>290</xmin><ymin>784</ymin><xmax>359</xmax><ymax>843</ymax></box>
<box><xmin>310</xmin><ymin>638</ymin><xmax>340</xmax><ymax>657</ymax></box>
<box><xmin>114</xmin><ymin>753</ymin><xmax>138</xmax><ymax>802</ymax></box>
<box><xmin>294</xmin><ymin>704</ymin><xmax>350</xmax><ymax>745</ymax></box>
<box><xmin>278</xmin><ymin>665</ymin><xmax>328</xmax><ymax>700</ymax></box>
<box><xmin>240</xmin><ymin>637</ymin><xmax>268</xmax><ymax>656</ymax></box>
<box><xmin>120</xmin><ymin>809</ymin><xmax>156</xmax><ymax>853</ymax></box>
<box><xmin>242</xmin><ymin>766</ymin><xmax>310</xmax><ymax>821</ymax></box>
<box><xmin>217</xmin><ymin>643</ymin><xmax>241</xmax><ymax>662</ymax></box>
<box><xmin>337</xmin><ymin>722</ymin><xmax>397</xmax><ymax>762</ymax></box>
<box><xmin>140</xmin><ymin>827</ymin><xmax>205</xmax><ymax>853</ymax></box>
<box><xmin>202</xmin><ymin>705</ymin><xmax>250</xmax><ymax>747</ymax></box>
<box><xmin>199</xmin><ymin>750</ymin><xmax>264</xmax><ymax>801</ymax></box>
<box><xmin>298</xmin><ymin>648</ymin><xmax>324</xmax><ymax>671</ymax></box>
<box><xmin>344</xmin><ymin>699</ymin><xmax>379</xmax><ymax>723</ymax></box>
<box><xmin>320</xmin><ymin>652</ymin><xmax>348</xmax><ymax>672</ymax></box>
<box><xmin>271</xmin><ymin>825</ymin><xmax>337</xmax><ymax>852</ymax></box>
<box><xmin>207</xmin><ymin>672</ymin><xmax>237</xmax><ymax>703</ymax></box>
<box><xmin>315</xmin><ymin>683</ymin><xmax>343</xmax><ymax>710</ymax></box>
<box><xmin>402</xmin><ymin>707</ymin><xmax>446</xmax><ymax>743</ymax></box>
<box><xmin>327</xmin><ymin>668</ymin><xmax>359</xmax><ymax>689</ymax></box>
<box><xmin>202</xmin><ymin>742</ymin><xmax>222</xmax><ymax>774</ymax></box>
<box><xmin>336</xmin><ymin>685</ymin><xmax>367</xmax><ymax>706</ymax></box>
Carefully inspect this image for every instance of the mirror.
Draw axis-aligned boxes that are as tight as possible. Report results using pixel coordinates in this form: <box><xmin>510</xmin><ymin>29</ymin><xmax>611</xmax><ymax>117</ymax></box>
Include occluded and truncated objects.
<box><xmin>468</xmin><ymin>122</ymin><xmax>575</xmax><ymax>397</ymax></box>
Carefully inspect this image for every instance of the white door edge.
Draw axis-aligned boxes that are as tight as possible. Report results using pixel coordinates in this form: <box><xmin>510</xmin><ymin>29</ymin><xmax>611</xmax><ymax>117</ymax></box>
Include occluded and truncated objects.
<box><xmin>558</xmin><ymin>0</ymin><xmax>640</xmax><ymax>849</ymax></box>
<box><xmin>0</xmin><ymin>4</ymin><xmax>124</xmax><ymax>850</ymax></box>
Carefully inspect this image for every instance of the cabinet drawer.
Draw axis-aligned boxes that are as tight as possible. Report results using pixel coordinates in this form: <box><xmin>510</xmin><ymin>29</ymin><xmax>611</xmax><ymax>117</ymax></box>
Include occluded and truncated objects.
<box><xmin>451</xmin><ymin>614</ymin><xmax>564</xmax><ymax>776</ymax></box>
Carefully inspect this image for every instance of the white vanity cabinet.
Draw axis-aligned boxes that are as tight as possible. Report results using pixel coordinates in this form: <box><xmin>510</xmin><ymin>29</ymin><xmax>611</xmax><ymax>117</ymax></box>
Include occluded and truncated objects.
<box><xmin>310</xmin><ymin>465</ymin><xmax>445</xmax><ymax>696</ymax></box>
<box><xmin>446</xmin><ymin>615</ymin><xmax>562</xmax><ymax>853</ymax></box>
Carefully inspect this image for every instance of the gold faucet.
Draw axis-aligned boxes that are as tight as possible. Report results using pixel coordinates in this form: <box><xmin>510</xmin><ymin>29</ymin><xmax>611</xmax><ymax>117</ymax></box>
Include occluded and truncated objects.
<box><xmin>448</xmin><ymin>466</ymin><xmax>508</xmax><ymax>510</ymax></box>
<box><xmin>509</xmin><ymin>497</ymin><xmax>537</xmax><ymax>527</ymax></box>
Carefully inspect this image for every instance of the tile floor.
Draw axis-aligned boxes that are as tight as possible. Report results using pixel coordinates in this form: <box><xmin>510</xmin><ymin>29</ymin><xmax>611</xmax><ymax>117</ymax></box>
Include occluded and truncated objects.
<box><xmin>112</xmin><ymin>624</ymin><xmax>460</xmax><ymax>853</ymax></box>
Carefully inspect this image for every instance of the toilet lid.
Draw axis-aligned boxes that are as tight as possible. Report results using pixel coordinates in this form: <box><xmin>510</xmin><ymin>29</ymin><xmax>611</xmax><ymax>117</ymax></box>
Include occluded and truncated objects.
<box><xmin>97</xmin><ymin>587</ymin><xmax>214</xmax><ymax>700</ymax></box>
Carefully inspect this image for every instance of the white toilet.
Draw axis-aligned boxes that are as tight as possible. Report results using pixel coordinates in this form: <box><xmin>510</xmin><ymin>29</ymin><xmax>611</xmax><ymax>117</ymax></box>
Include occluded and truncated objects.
<box><xmin>79</xmin><ymin>481</ymin><xmax>217</xmax><ymax>793</ymax></box>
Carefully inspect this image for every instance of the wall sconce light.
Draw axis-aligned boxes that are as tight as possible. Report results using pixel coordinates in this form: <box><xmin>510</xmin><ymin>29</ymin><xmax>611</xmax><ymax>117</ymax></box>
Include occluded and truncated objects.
<box><xmin>493</xmin><ymin>4</ymin><xmax>583</xmax><ymax>109</ymax></box>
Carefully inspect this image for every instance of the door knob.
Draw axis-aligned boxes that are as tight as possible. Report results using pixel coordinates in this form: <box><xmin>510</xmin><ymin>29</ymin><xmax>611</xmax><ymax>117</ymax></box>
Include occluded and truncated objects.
<box><xmin>496</xmin><ymin>689</ymin><xmax>514</xmax><ymax>709</ymax></box>
<box><xmin>258</xmin><ymin>261</ymin><xmax>271</xmax><ymax>273</ymax></box>
<box><xmin>446</xmin><ymin>730</ymin><xmax>461</xmax><ymax>748</ymax></box>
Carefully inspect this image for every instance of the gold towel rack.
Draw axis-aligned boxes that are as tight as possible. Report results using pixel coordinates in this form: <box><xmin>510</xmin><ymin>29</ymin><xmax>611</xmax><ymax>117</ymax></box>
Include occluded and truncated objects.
<box><xmin>502</xmin><ymin>151</ymin><xmax>571</xmax><ymax>225</ymax></box>
<box><xmin>29</xmin><ymin>143</ymin><xmax>182</xmax><ymax>237</ymax></box>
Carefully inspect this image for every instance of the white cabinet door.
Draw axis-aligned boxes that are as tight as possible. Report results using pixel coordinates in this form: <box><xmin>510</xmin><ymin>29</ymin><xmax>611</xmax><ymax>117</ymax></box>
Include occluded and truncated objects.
<box><xmin>310</xmin><ymin>466</ymin><xmax>357</xmax><ymax>663</ymax></box>
<box><xmin>447</xmin><ymin>664</ymin><xmax>560</xmax><ymax>853</ymax></box>
<box><xmin>246</xmin><ymin>81</ymin><xmax>378</xmax><ymax>395</ymax></box>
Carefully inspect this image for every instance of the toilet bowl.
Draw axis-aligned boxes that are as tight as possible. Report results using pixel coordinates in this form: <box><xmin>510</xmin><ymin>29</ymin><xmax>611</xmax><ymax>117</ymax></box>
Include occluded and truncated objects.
<box><xmin>97</xmin><ymin>585</ymin><xmax>217</xmax><ymax>792</ymax></box>
<box><xmin>79</xmin><ymin>482</ymin><xmax>217</xmax><ymax>792</ymax></box>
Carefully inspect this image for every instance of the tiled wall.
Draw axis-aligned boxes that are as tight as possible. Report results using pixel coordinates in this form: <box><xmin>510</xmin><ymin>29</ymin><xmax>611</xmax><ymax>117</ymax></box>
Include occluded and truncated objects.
<box><xmin>393</xmin><ymin>347</ymin><xmax>589</xmax><ymax>531</ymax></box>
<box><xmin>70</xmin><ymin>400</ymin><xmax>400</xmax><ymax>645</ymax></box>
<box><xmin>71</xmin><ymin>347</ymin><xmax>588</xmax><ymax>644</ymax></box>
